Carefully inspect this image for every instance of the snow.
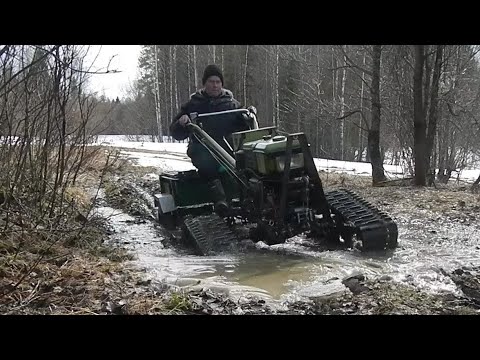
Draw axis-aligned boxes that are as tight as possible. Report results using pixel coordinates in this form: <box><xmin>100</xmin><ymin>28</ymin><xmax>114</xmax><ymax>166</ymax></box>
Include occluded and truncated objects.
<box><xmin>121</xmin><ymin>150</ymin><xmax>196</xmax><ymax>171</ymax></box>
<box><xmin>94</xmin><ymin>135</ymin><xmax>188</xmax><ymax>153</ymax></box>
<box><xmin>313</xmin><ymin>158</ymin><xmax>405</xmax><ymax>178</ymax></box>
<box><xmin>94</xmin><ymin>135</ymin><xmax>480</xmax><ymax>182</ymax></box>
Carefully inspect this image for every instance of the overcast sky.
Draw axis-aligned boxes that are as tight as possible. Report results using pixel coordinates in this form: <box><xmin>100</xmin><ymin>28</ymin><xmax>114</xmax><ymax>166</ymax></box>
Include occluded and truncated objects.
<box><xmin>84</xmin><ymin>45</ymin><xmax>141</xmax><ymax>100</ymax></box>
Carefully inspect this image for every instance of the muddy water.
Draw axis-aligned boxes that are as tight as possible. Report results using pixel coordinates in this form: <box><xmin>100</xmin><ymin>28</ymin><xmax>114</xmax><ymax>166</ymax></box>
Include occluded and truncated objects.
<box><xmin>96</xmin><ymin>205</ymin><xmax>316</xmax><ymax>301</ymax></box>
<box><xmin>95</xmin><ymin>197</ymin><xmax>480</xmax><ymax>303</ymax></box>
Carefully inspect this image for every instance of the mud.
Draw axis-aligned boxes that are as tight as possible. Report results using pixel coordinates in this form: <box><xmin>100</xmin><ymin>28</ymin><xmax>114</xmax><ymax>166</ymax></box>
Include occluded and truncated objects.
<box><xmin>97</xmin><ymin>167</ymin><xmax>480</xmax><ymax>315</ymax></box>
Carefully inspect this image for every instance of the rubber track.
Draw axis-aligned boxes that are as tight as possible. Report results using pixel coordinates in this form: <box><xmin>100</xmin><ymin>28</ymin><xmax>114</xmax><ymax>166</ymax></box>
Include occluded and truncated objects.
<box><xmin>182</xmin><ymin>214</ymin><xmax>238</xmax><ymax>255</ymax></box>
<box><xmin>325</xmin><ymin>189</ymin><xmax>398</xmax><ymax>250</ymax></box>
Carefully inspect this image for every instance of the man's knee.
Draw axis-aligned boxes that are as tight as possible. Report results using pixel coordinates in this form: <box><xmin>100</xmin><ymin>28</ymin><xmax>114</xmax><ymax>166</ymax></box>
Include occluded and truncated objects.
<box><xmin>196</xmin><ymin>161</ymin><xmax>219</xmax><ymax>180</ymax></box>
<box><xmin>188</xmin><ymin>149</ymin><xmax>218</xmax><ymax>180</ymax></box>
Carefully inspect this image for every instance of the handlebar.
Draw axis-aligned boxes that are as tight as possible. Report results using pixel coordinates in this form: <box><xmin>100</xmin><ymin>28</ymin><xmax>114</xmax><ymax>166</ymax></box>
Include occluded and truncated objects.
<box><xmin>189</xmin><ymin>107</ymin><xmax>258</xmax><ymax>129</ymax></box>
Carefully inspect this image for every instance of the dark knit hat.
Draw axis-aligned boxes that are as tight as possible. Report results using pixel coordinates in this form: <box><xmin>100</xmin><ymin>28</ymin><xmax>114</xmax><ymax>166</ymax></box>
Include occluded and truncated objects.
<box><xmin>202</xmin><ymin>64</ymin><xmax>224</xmax><ymax>85</ymax></box>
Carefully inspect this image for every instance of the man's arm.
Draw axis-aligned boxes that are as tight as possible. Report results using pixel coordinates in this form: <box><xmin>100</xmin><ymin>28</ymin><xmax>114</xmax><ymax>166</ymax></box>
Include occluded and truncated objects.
<box><xmin>230</xmin><ymin>98</ymin><xmax>250</xmax><ymax>133</ymax></box>
<box><xmin>234</xmin><ymin>112</ymin><xmax>251</xmax><ymax>132</ymax></box>
<box><xmin>170</xmin><ymin>103</ymin><xmax>191</xmax><ymax>140</ymax></box>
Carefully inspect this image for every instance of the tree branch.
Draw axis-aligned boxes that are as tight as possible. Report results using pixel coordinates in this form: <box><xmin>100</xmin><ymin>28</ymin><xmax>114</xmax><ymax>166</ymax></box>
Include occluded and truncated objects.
<box><xmin>335</xmin><ymin>109</ymin><xmax>370</xmax><ymax>131</ymax></box>
<box><xmin>339</xmin><ymin>45</ymin><xmax>373</xmax><ymax>77</ymax></box>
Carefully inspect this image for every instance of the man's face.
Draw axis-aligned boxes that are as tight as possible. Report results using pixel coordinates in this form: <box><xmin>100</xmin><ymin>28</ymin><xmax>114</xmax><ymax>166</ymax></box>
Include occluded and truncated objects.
<box><xmin>204</xmin><ymin>76</ymin><xmax>222</xmax><ymax>97</ymax></box>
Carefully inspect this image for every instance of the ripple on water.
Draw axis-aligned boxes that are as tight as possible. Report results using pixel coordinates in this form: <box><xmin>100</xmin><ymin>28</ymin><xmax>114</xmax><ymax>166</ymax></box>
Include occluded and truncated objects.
<box><xmin>96</xmin><ymin>200</ymin><xmax>480</xmax><ymax>302</ymax></box>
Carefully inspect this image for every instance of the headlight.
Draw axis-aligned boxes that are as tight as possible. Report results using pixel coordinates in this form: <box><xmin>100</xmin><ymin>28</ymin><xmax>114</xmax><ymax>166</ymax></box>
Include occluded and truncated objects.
<box><xmin>276</xmin><ymin>153</ymin><xmax>304</xmax><ymax>172</ymax></box>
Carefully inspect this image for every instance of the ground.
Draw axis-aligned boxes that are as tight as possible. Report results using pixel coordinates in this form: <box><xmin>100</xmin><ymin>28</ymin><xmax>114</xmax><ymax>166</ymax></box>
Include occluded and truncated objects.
<box><xmin>2</xmin><ymin>152</ymin><xmax>480</xmax><ymax>315</ymax></box>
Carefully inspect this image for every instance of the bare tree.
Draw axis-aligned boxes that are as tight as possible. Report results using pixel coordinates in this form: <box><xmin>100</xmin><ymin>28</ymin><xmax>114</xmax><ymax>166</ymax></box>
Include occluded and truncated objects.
<box><xmin>339</xmin><ymin>45</ymin><xmax>347</xmax><ymax>160</ymax></box>
<box><xmin>0</xmin><ymin>45</ymin><xmax>102</xmax><ymax>228</ymax></box>
<box><xmin>128</xmin><ymin>44</ymin><xmax>480</xmax><ymax>189</ymax></box>
<box><xmin>243</xmin><ymin>45</ymin><xmax>249</xmax><ymax>105</ymax></box>
<box><xmin>425</xmin><ymin>45</ymin><xmax>444</xmax><ymax>175</ymax></box>
<box><xmin>369</xmin><ymin>45</ymin><xmax>387</xmax><ymax>184</ymax></box>
<box><xmin>413</xmin><ymin>45</ymin><xmax>427</xmax><ymax>186</ymax></box>
<box><xmin>154</xmin><ymin>45</ymin><xmax>163</xmax><ymax>142</ymax></box>
<box><xmin>193</xmin><ymin>45</ymin><xmax>198</xmax><ymax>89</ymax></box>
<box><xmin>358</xmin><ymin>49</ymin><xmax>367</xmax><ymax>161</ymax></box>
<box><xmin>274</xmin><ymin>45</ymin><xmax>280</xmax><ymax>128</ymax></box>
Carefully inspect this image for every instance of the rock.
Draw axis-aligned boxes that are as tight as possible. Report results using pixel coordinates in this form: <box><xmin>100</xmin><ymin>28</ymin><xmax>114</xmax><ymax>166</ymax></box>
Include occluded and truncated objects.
<box><xmin>298</xmin><ymin>281</ymin><xmax>350</xmax><ymax>301</ymax></box>
<box><xmin>208</xmin><ymin>286</ymin><xmax>227</xmax><ymax>295</ymax></box>
<box><xmin>379</xmin><ymin>275</ymin><xmax>393</xmax><ymax>281</ymax></box>
<box><xmin>172</xmin><ymin>278</ymin><xmax>202</xmax><ymax>287</ymax></box>
<box><xmin>240</xmin><ymin>239</ymin><xmax>256</xmax><ymax>249</ymax></box>
<box><xmin>342</xmin><ymin>278</ymin><xmax>369</xmax><ymax>295</ymax></box>
<box><xmin>454</xmin><ymin>269</ymin><xmax>464</xmax><ymax>276</ymax></box>
<box><xmin>232</xmin><ymin>307</ymin><xmax>245</xmax><ymax>315</ymax></box>
<box><xmin>343</xmin><ymin>271</ymin><xmax>365</xmax><ymax>282</ymax></box>
<box><xmin>185</xmin><ymin>284</ymin><xmax>205</xmax><ymax>293</ymax></box>
<box><xmin>135</xmin><ymin>279</ymin><xmax>152</xmax><ymax>286</ymax></box>
<box><xmin>342</xmin><ymin>271</ymin><xmax>369</xmax><ymax>294</ymax></box>
<box><xmin>255</xmin><ymin>241</ymin><xmax>269</xmax><ymax>250</ymax></box>
<box><xmin>185</xmin><ymin>279</ymin><xmax>230</xmax><ymax>301</ymax></box>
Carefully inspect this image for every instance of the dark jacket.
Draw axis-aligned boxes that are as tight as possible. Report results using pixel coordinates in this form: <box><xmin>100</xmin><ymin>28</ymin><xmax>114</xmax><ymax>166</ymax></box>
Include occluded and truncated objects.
<box><xmin>170</xmin><ymin>89</ymin><xmax>249</xmax><ymax>153</ymax></box>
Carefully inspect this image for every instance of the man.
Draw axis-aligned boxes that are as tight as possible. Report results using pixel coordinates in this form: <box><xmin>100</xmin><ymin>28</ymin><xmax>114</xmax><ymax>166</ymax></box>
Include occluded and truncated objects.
<box><xmin>170</xmin><ymin>64</ymin><xmax>250</xmax><ymax>216</ymax></box>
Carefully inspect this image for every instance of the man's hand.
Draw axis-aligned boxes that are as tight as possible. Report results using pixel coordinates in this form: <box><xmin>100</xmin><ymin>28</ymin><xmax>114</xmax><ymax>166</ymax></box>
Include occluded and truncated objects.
<box><xmin>178</xmin><ymin>114</ymin><xmax>190</xmax><ymax>127</ymax></box>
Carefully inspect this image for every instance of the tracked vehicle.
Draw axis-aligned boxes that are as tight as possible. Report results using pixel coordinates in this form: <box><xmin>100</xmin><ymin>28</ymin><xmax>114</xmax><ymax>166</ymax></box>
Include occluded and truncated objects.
<box><xmin>154</xmin><ymin>107</ymin><xmax>398</xmax><ymax>255</ymax></box>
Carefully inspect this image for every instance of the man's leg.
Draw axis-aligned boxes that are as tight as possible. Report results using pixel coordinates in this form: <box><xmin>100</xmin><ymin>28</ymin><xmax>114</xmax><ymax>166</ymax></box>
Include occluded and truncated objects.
<box><xmin>187</xmin><ymin>144</ymin><xmax>229</xmax><ymax>216</ymax></box>
<box><xmin>208</xmin><ymin>178</ymin><xmax>229</xmax><ymax>217</ymax></box>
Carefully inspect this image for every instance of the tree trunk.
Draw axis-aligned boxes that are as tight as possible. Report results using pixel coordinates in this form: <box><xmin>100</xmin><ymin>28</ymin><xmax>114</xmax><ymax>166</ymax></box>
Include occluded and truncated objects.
<box><xmin>471</xmin><ymin>174</ymin><xmax>480</xmax><ymax>192</ymax></box>
<box><xmin>316</xmin><ymin>45</ymin><xmax>321</xmax><ymax>157</ymax></box>
<box><xmin>243</xmin><ymin>45</ymin><xmax>249</xmax><ymax>105</ymax></box>
<box><xmin>339</xmin><ymin>45</ymin><xmax>347</xmax><ymax>160</ymax></box>
<box><xmin>437</xmin><ymin>117</ymin><xmax>447</xmax><ymax>182</ymax></box>
<box><xmin>221</xmin><ymin>45</ymin><xmax>224</xmax><ymax>73</ymax></box>
<box><xmin>163</xmin><ymin>57</ymin><xmax>169</xmax><ymax>123</ymax></box>
<box><xmin>274</xmin><ymin>45</ymin><xmax>280</xmax><ymax>128</ymax></box>
<box><xmin>358</xmin><ymin>49</ymin><xmax>366</xmax><ymax>162</ymax></box>
<box><xmin>332</xmin><ymin>47</ymin><xmax>337</xmax><ymax>158</ymax></box>
<box><xmin>169</xmin><ymin>46</ymin><xmax>174</xmax><ymax>122</ymax></box>
<box><xmin>369</xmin><ymin>45</ymin><xmax>387</xmax><ymax>184</ymax></box>
<box><xmin>423</xmin><ymin>45</ymin><xmax>431</xmax><ymax>120</ymax></box>
<box><xmin>426</xmin><ymin>45</ymin><xmax>444</xmax><ymax>175</ymax></box>
<box><xmin>297</xmin><ymin>45</ymin><xmax>303</xmax><ymax>133</ymax></box>
<box><xmin>173</xmin><ymin>45</ymin><xmax>179</xmax><ymax>114</ymax></box>
<box><xmin>193</xmin><ymin>45</ymin><xmax>198</xmax><ymax>89</ymax></box>
<box><xmin>154</xmin><ymin>45</ymin><xmax>163</xmax><ymax>142</ymax></box>
<box><xmin>413</xmin><ymin>45</ymin><xmax>427</xmax><ymax>186</ymax></box>
<box><xmin>187</xmin><ymin>45</ymin><xmax>191</xmax><ymax>96</ymax></box>
<box><xmin>296</xmin><ymin>46</ymin><xmax>300</xmax><ymax>132</ymax></box>
<box><xmin>265</xmin><ymin>46</ymin><xmax>269</xmax><ymax>125</ymax></box>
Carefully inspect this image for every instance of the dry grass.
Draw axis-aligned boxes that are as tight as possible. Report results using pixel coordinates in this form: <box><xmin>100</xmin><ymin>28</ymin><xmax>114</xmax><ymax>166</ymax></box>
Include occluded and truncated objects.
<box><xmin>0</xmin><ymin>237</ymin><xmax>165</xmax><ymax>315</ymax></box>
<box><xmin>0</xmin><ymin>146</ymin><xmax>154</xmax><ymax>315</ymax></box>
<box><xmin>0</xmin><ymin>146</ymin><xmax>181</xmax><ymax>315</ymax></box>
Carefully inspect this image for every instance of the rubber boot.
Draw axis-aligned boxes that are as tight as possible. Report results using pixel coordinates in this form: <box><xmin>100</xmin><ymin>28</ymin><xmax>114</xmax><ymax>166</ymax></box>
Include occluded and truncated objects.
<box><xmin>209</xmin><ymin>178</ymin><xmax>229</xmax><ymax>217</ymax></box>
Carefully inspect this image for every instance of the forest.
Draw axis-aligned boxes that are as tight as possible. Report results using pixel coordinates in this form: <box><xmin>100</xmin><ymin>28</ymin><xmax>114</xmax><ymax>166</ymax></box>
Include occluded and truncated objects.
<box><xmin>2</xmin><ymin>44</ymin><xmax>480</xmax><ymax>223</ymax></box>
<box><xmin>95</xmin><ymin>45</ymin><xmax>480</xmax><ymax>186</ymax></box>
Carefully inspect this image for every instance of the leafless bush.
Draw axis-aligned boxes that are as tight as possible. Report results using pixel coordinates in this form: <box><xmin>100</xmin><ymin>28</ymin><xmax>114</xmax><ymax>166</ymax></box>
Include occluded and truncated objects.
<box><xmin>0</xmin><ymin>45</ymin><xmax>105</xmax><ymax>236</ymax></box>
